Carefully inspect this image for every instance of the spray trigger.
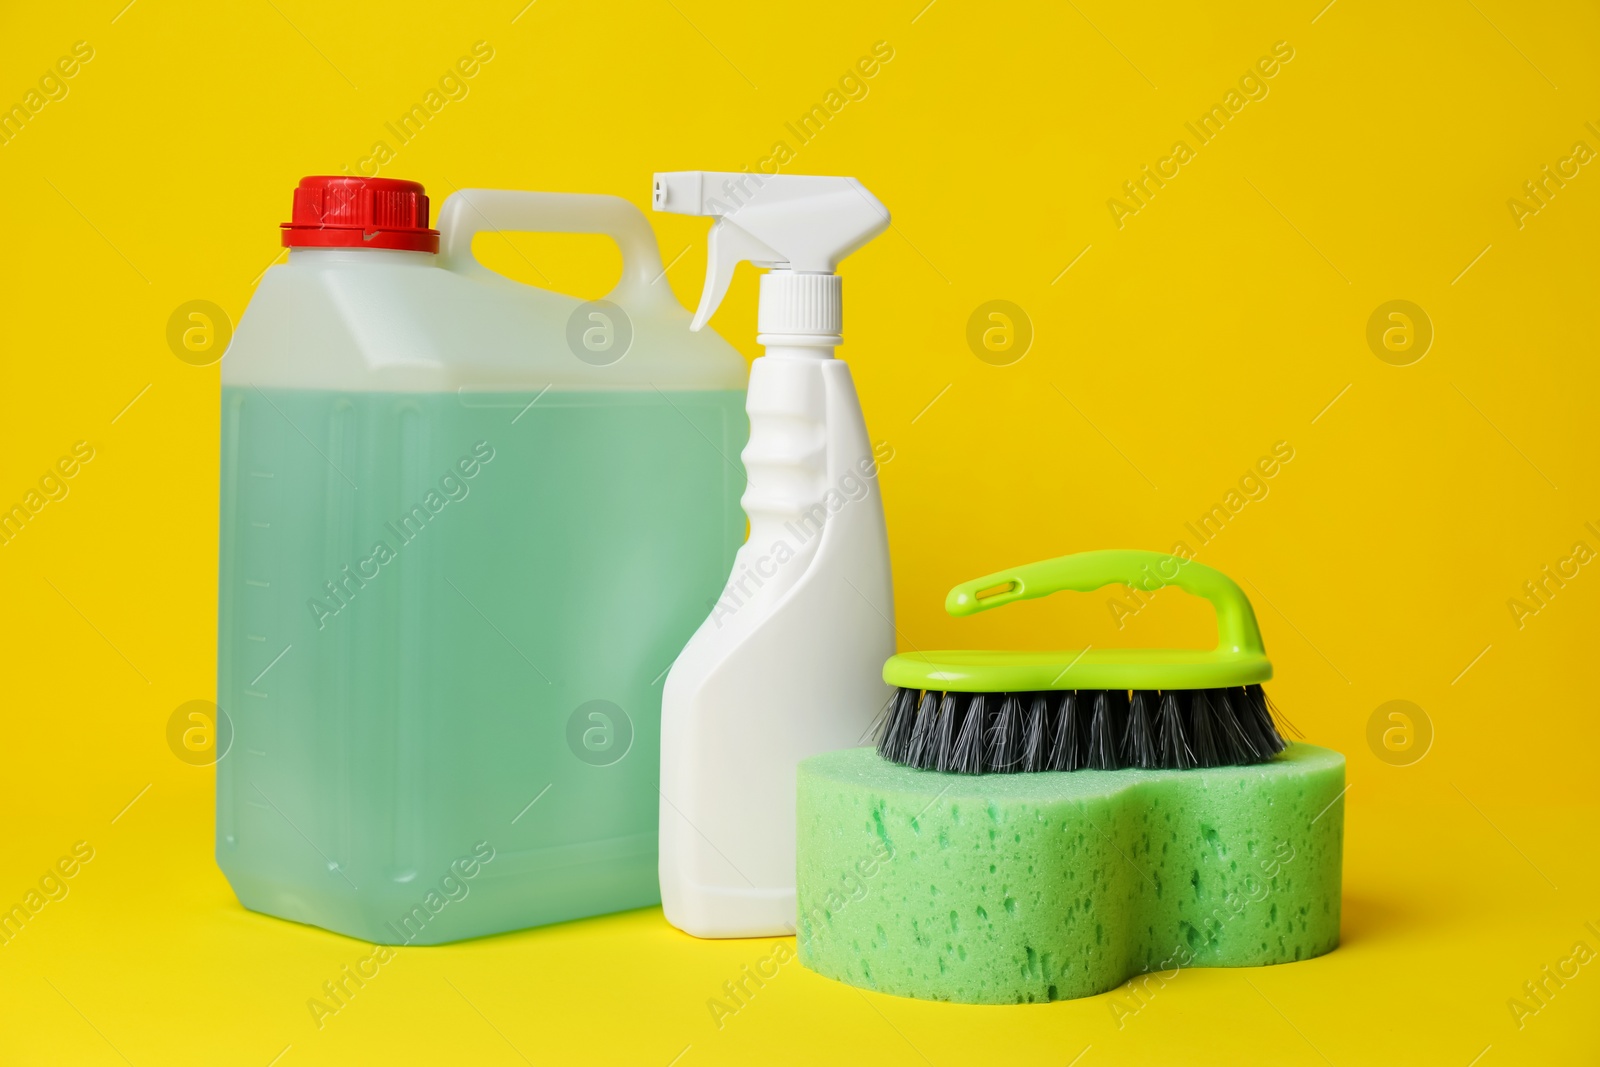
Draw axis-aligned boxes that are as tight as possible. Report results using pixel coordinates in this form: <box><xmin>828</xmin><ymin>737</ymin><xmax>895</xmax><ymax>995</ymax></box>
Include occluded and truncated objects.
<box><xmin>652</xmin><ymin>171</ymin><xmax>889</xmax><ymax>333</ymax></box>
<box><xmin>693</xmin><ymin>221</ymin><xmax>783</xmax><ymax>332</ymax></box>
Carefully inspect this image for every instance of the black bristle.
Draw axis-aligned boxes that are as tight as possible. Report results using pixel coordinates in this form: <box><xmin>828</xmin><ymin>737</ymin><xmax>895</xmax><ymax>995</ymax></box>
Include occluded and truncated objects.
<box><xmin>1109</xmin><ymin>690</ymin><xmax>1130</xmax><ymax>762</ymax></box>
<box><xmin>1247</xmin><ymin>684</ymin><xmax>1290</xmax><ymax>752</ymax></box>
<box><xmin>1020</xmin><ymin>695</ymin><xmax>1048</xmax><ymax>772</ymax></box>
<box><xmin>950</xmin><ymin>695</ymin><xmax>986</xmax><ymax>773</ymax></box>
<box><xmin>1086</xmin><ymin>690</ymin><xmax>1127</xmax><ymax>770</ymax></box>
<box><xmin>1215</xmin><ymin>687</ymin><xmax>1261</xmax><ymax>762</ymax></box>
<box><xmin>875</xmin><ymin>681</ymin><xmax>1294</xmax><ymax>775</ymax></box>
<box><xmin>1221</xmin><ymin>686</ymin><xmax>1262</xmax><ymax>758</ymax></box>
<box><xmin>1066</xmin><ymin>691</ymin><xmax>1089</xmax><ymax>770</ymax></box>
<box><xmin>1251</xmin><ymin>688</ymin><xmax>1286</xmax><ymax>753</ymax></box>
<box><xmin>877</xmin><ymin>687</ymin><xmax>918</xmax><ymax>762</ymax></box>
<box><xmin>1157</xmin><ymin>692</ymin><xmax>1196</xmax><ymax>770</ymax></box>
<box><xmin>933</xmin><ymin>692</ymin><xmax>961</xmax><ymax>772</ymax></box>
<box><xmin>1124</xmin><ymin>690</ymin><xmax>1158</xmax><ymax>768</ymax></box>
<box><xmin>986</xmin><ymin>695</ymin><xmax>1023</xmax><ymax>772</ymax></box>
<box><xmin>904</xmin><ymin>691</ymin><xmax>938</xmax><ymax>768</ymax></box>
<box><xmin>1048</xmin><ymin>692</ymin><xmax>1078</xmax><ymax>770</ymax></box>
<box><xmin>868</xmin><ymin>690</ymin><xmax>893</xmax><ymax>752</ymax></box>
<box><xmin>1189</xmin><ymin>690</ymin><xmax>1220</xmax><ymax>767</ymax></box>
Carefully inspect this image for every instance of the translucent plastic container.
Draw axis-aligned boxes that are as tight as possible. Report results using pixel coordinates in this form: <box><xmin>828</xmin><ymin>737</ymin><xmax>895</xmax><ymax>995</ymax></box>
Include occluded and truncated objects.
<box><xmin>216</xmin><ymin>179</ymin><xmax>747</xmax><ymax>944</ymax></box>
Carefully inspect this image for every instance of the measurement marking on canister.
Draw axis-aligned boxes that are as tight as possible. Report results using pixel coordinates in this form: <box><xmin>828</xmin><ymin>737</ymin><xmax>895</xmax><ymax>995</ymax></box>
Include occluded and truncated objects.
<box><xmin>245</xmin><ymin>579</ymin><xmax>271</xmax><ymax>588</ymax></box>
<box><xmin>250</xmin><ymin>521</ymin><xmax>271</xmax><ymax>529</ymax></box>
<box><xmin>245</xmin><ymin>800</ymin><xmax>271</xmax><ymax>810</ymax></box>
<box><xmin>249</xmin><ymin>471</ymin><xmax>275</xmax><ymax>479</ymax></box>
<box><xmin>244</xmin><ymin>689</ymin><xmax>269</xmax><ymax>699</ymax></box>
<box><xmin>247</xmin><ymin>748</ymin><xmax>268</xmax><ymax>757</ymax></box>
<box><xmin>247</xmin><ymin>634</ymin><xmax>267</xmax><ymax>642</ymax></box>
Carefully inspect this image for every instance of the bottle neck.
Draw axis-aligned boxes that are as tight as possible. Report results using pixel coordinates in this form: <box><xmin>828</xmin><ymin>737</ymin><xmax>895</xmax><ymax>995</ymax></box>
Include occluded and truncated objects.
<box><xmin>286</xmin><ymin>248</ymin><xmax>437</xmax><ymax>268</ymax></box>
<box><xmin>757</xmin><ymin>337</ymin><xmax>838</xmax><ymax>360</ymax></box>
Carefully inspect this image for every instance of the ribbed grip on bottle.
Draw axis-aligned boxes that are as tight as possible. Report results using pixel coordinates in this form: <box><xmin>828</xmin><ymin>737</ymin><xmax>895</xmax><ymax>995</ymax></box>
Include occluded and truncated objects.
<box><xmin>758</xmin><ymin>272</ymin><xmax>842</xmax><ymax>337</ymax></box>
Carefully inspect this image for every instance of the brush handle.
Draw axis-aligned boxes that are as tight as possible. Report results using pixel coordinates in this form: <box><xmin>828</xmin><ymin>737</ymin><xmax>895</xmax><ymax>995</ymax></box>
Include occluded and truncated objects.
<box><xmin>944</xmin><ymin>549</ymin><xmax>1266</xmax><ymax>657</ymax></box>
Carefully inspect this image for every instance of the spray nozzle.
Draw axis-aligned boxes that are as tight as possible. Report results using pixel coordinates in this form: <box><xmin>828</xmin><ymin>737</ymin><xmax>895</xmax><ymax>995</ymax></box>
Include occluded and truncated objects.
<box><xmin>652</xmin><ymin>172</ymin><xmax>889</xmax><ymax>333</ymax></box>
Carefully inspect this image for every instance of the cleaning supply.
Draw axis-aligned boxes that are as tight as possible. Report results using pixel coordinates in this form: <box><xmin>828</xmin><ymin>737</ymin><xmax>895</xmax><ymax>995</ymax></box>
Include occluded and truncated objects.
<box><xmin>796</xmin><ymin>743</ymin><xmax>1344</xmax><ymax>1003</ymax></box>
<box><xmin>217</xmin><ymin>176</ymin><xmax>748</xmax><ymax>944</ymax></box>
<box><xmin>876</xmin><ymin>549</ymin><xmax>1289</xmax><ymax>773</ymax></box>
<box><xmin>654</xmin><ymin>171</ymin><xmax>895</xmax><ymax>938</ymax></box>
<box><xmin>795</xmin><ymin>550</ymin><xmax>1342</xmax><ymax>1003</ymax></box>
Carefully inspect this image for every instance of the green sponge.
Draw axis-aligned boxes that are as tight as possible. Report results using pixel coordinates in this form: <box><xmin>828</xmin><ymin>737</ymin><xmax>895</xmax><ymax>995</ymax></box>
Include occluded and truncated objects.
<box><xmin>795</xmin><ymin>744</ymin><xmax>1343</xmax><ymax>1004</ymax></box>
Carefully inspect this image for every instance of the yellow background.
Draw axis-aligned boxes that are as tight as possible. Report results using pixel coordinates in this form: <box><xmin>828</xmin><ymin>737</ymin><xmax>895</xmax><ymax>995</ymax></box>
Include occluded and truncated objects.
<box><xmin>1</xmin><ymin>0</ymin><xmax>1596</xmax><ymax>1063</ymax></box>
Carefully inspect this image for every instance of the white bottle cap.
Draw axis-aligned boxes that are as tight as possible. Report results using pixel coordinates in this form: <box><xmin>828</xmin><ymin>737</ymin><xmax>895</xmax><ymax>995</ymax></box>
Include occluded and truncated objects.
<box><xmin>757</xmin><ymin>271</ymin><xmax>842</xmax><ymax>340</ymax></box>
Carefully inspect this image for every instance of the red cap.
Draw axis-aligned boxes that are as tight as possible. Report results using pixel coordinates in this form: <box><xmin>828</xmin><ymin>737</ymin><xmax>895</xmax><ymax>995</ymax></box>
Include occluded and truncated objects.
<box><xmin>281</xmin><ymin>176</ymin><xmax>439</xmax><ymax>253</ymax></box>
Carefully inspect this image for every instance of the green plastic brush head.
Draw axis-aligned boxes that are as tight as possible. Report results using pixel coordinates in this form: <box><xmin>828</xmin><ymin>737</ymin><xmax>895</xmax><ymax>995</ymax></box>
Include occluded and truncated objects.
<box><xmin>877</xmin><ymin>549</ymin><xmax>1290</xmax><ymax>774</ymax></box>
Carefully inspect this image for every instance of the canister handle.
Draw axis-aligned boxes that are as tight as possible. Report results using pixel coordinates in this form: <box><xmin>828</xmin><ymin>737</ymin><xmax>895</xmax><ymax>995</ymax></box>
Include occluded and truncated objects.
<box><xmin>436</xmin><ymin>189</ymin><xmax>677</xmax><ymax>312</ymax></box>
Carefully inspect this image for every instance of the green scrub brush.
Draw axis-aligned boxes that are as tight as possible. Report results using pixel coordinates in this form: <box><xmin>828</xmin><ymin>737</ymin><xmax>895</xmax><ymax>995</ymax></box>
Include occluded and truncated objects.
<box><xmin>875</xmin><ymin>549</ymin><xmax>1291</xmax><ymax>774</ymax></box>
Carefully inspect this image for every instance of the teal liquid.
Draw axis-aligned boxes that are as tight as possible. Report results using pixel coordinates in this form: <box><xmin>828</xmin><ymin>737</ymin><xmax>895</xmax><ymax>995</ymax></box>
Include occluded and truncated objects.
<box><xmin>217</xmin><ymin>387</ymin><xmax>746</xmax><ymax>944</ymax></box>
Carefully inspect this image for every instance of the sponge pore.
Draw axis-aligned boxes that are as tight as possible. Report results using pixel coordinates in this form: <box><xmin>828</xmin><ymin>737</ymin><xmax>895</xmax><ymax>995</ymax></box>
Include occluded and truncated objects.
<box><xmin>796</xmin><ymin>744</ymin><xmax>1343</xmax><ymax>1004</ymax></box>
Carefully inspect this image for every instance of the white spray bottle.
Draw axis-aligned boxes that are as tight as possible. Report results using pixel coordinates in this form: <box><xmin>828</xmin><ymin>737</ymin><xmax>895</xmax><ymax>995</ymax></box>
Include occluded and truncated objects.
<box><xmin>654</xmin><ymin>171</ymin><xmax>895</xmax><ymax>938</ymax></box>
